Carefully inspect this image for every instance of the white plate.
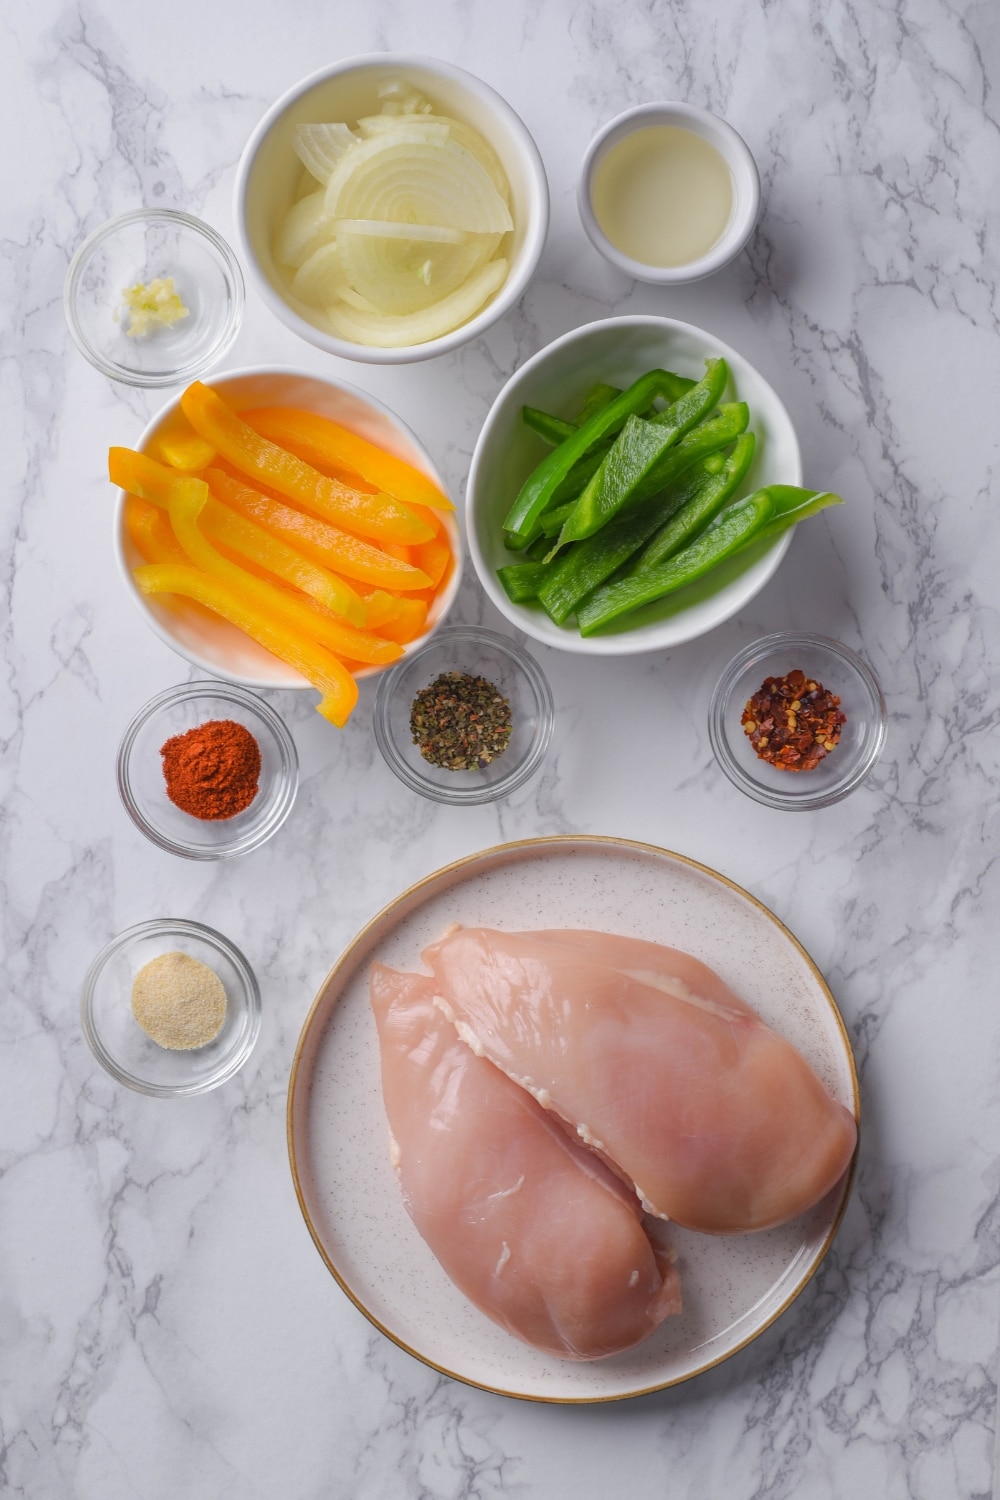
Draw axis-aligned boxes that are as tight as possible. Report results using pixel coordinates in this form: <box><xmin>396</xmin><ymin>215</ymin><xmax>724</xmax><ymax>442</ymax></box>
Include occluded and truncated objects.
<box><xmin>466</xmin><ymin>315</ymin><xmax>803</xmax><ymax>655</ymax></box>
<box><xmin>288</xmin><ymin>837</ymin><xmax>858</xmax><ymax>1403</ymax></box>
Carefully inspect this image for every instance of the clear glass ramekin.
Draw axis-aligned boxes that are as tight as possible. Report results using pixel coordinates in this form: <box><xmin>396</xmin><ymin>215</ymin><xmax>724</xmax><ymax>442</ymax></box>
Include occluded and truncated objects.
<box><xmin>82</xmin><ymin>918</ymin><xmax>261</xmax><ymax>1096</ymax></box>
<box><xmin>117</xmin><ymin>681</ymin><xmax>298</xmax><ymax>858</ymax></box>
<box><xmin>708</xmin><ymin>632</ymin><xmax>886</xmax><ymax>810</ymax></box>
<box><xmin>373</xmin><ymin>626</ymin><xmax>554</xmax><ymax>804</ymax></box>
<box><xmin>64</xmin><ymin>208</ymin><xmax>244</xmax><ymax>387</ymax></box>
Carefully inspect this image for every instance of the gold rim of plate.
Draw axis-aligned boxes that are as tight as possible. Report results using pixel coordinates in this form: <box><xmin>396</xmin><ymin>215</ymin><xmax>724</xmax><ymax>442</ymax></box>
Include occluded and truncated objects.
<box><xmin>286</xmin><ymin>834</ymin><xmax>860</xmax><ymax>1404</ymax></box>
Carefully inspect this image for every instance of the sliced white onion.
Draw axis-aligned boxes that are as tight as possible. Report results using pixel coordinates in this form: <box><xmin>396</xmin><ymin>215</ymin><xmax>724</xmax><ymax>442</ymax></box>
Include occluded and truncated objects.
<box><xmin>324</xmin><ymin>136</ymin><xmax>513</xmax><ymax>234</ymax></box>
<box><xmin>274</xmin><ymin>191</ymin><xmax>333</xmax><ymax>268</ymax></box>
<box><xmin>290</xmin><ymin>240</ymin><xmax>344</xmax><ymax>305</ymax></box>
<box><xmin>376</xmin><ymin>80</ymin><xmax>433</xmax><ymax>116</ymax></box>
<box><xmin>336</xmin><ymin>285</ymin><xmax>381</xmax><ymax>313</ymax></box>
<box><xmin>335</xmin><ymin>227</ymin><xmax>501</xmax><ymax>314</ymax></box>
<box><xmin>330</xmin><ymin>219</ymin><xmax>467</xmax><ymax>244</ymax></box>
<box><xmin>326</xmin><ymin>257</ymin><xmax>509</xmax><ymax>347</ymax></box>
<box><xmin>356</xmin><ymin>117</ymin><xmax>451</xmax><ymax>146</ymax></box>
<box><xmin>293</xmin><ymin>123</ymin><xmax>358</xmax><ymax>185</ymax></box>
<box><xmin>357</xmin><ymin>114</ymin><xmax>510</xmax><ymax>199</ymax></box>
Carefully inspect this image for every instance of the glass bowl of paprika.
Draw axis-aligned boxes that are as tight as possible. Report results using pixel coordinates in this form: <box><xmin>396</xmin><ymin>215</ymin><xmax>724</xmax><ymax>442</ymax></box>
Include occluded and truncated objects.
<box><xmin>117</xmin><ymin>680</ymin><xmax>299</xmax><ymax>857</ymax></box>
<box><xmin>708</xmin><ymin>632</ymin><xmax>886</xmax><ymax>810</ymax></box>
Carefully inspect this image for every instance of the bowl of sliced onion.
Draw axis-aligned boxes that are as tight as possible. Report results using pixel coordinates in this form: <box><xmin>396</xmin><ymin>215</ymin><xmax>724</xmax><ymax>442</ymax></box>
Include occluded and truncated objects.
<box><xmin>235</xmin><ymin>56</ymin><xmax>549</xmax><ymax>363</ymax></box>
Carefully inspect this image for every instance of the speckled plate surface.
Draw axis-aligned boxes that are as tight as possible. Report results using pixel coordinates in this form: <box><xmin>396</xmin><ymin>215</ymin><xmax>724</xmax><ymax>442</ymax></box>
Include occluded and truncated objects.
<box><xmin>287</xmin><ymin>837</ymin><xmax>859</xmax><ymax>1403</ymax></box>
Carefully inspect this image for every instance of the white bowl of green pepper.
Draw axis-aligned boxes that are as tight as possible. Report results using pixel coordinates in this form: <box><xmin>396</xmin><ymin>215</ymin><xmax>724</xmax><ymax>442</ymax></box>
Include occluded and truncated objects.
<box><xmin>466</xmin><ymin>316</ymin><xmax>818</xmax><ymax>654</ymax></box>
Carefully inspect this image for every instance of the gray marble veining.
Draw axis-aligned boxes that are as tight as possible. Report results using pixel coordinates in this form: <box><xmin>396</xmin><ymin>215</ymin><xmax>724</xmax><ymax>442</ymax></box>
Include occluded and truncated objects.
<box><xmin>2</xmin><ymin>0</ymin><xmax>999</xmax><ymax>1496</ymax></box>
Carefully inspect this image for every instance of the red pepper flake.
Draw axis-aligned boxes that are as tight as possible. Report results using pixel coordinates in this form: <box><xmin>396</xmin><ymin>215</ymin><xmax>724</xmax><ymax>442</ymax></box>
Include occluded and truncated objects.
<box><xmin>741</xmin><ymin>668</ymin><xmax>846</xmax><ymax>772</ymax></box>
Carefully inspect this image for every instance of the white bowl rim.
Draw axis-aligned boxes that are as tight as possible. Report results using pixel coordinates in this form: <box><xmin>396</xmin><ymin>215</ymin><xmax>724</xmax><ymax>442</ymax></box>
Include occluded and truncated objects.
<box><xmin>113</xmin><ymin>362</ymin><xmax>463</xmax><ymax>689</ymax></box>
<box><xmin>466</xmin><ymin>314</ymin><xmax>798</xmax><ymax>656</ymax></box>
<box><xmin>577</xmin><ymin>102</ymin><xmax>761</xmax><ymax>285</ymax></box>
<box><xmin>233</xmin><ymin>53</ymin><xmax>550</xmax><ymax>365</ymax></box>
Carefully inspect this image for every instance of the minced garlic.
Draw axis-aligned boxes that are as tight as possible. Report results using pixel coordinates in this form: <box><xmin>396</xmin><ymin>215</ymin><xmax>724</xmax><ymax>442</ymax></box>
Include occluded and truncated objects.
<box><xmin>120</xmin><ymin>277</ymin><xmax>189</xmax><ymax>338</ymax></box>
<box><xmin>131</xmin><ymin>950</ymin><xmax>227</xmax><ymax>1050</ymax></box>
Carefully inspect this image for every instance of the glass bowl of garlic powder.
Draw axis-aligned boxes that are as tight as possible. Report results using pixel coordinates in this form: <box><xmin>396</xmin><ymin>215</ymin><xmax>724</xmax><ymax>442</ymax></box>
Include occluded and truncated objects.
<box><xmin>82</xmin><ymin>918</ymin><xmax>260</xmax><ymax>1095</ymax></box>
<box><xmin>64</xmin><ymin>209</ymin><xmax>244</xmax><ymax>387</ymax></box>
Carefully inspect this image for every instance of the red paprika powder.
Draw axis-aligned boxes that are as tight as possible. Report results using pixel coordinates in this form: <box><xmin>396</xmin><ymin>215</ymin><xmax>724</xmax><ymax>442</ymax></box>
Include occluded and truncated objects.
<box><xmin>160</xmin><ymin>719</ymin><xmax>261</xmax><ymax>820</ymax></box>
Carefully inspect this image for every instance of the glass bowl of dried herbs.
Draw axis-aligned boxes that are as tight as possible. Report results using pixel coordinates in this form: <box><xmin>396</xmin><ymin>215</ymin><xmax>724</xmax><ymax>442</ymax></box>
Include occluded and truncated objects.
<box><xmin>708</xmin><ymin>631</ymin><xmax>886</xmax><ymax>810</ymax></box>
<box><xmin>373</xmin><ymin>626</ymin><xmax>554</xmax><ymax>803</ymax></box>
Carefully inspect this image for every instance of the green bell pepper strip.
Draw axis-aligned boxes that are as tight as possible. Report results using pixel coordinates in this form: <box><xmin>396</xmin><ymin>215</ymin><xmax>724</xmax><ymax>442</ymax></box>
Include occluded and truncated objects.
<box><xmin>577</xmin><ymin>486</ymin><xmax>842</xmax><ymax>636</ymax></box>
<box><xmin>574</xmin><ymin>376</ymin><xmax>693</xmax><ymax>424</ymax></box>
<box><xmin>497</xmin><ymin>561</ymin><xmax>550</xmax><ymax>603</ymax></box>
<box><xmin>536</xmin><ymin>457</ymin><xmax>728</xmax><ymax>625</ymax></box>
<box><xmin>634</xmin><ymin>432</ymin><xmax>756</xmax><ymax>572</ymax></box>
<box><xmin>554</xmin><ymin>359</ymin><xmax>729</xmax><ymax>550</ymax></box>
<box><xmin>502</xmin><ymin>368</ymin><xmax>690</xmax><ymax>546</ymax></box>
<box><xmin>637</xmin><ymin>402</ymin><xmax>749</xmax><ymax>497</ymax></box>
<box><xmin>539</xmin><ymin>501</ymin><xmax>577</xmax><ymax>538</ymax></box>
<box><xmin>541</xmin><ymin>405</ymin><xmax>748</xmax><ymax>546</ymax></box>
<box><xmin>574</xmin><ymin>383</ymin><xmax>623</xmax><ymax>424</ymax></box>
<box><xmin>522</xmin><ymin>407</ymin><xmax>576</xmax><ymax>445</ymax></box>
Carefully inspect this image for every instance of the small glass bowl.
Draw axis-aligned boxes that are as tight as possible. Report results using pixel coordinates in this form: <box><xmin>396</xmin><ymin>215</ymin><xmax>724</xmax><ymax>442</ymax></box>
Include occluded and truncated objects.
<box><xmin>82</xmin><ymin>918</ymin><xmax>261</xmax><ymax>1096</ymax></box>
<box><xmin>708</xmin><ymin>632</ymin><xmax>886</xmax><ymax>810</ymax></box>
<box><xmin>64</xmin><ymin>209</ymin><xmax>245</xmax><ymax>387</ymax></box>
<box><xmin>373</xmin><ymin>626</ymin><xmax>554</xmax><ymax>804</ymax></box>
<box><xmin>118</xmin><ymin>681</ymin><xmax>299</xmax><ymax>858</ymax></box>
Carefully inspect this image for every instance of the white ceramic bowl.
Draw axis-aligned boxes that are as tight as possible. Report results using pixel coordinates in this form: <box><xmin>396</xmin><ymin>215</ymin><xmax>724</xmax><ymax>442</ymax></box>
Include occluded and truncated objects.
<box><xmin>234</xmin><ymin>55</ymin><xmax>549</xmax><ymax>364</ymax></box>
<box><xmin>578</xmin><ymin>103</ymin><xmax>760</xmax><ymax>284</ymax></box>
<box><xmin>114</xmin><ymin>366</ymin><xmax>462</xmax><ymax>689</ymax></box>
<box><xmin>467</xmin><ymin>316</ymin><xmax>802</xmax><ymax>656</ymax></box>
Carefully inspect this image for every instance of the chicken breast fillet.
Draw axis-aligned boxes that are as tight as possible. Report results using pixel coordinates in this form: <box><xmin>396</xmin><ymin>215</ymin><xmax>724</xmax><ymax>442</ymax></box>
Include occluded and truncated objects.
<box><xmin>370</xmin><ymin>961</ymin><xmax>682</xmax><ymax>1360</ymax></box>
<box><xmin>422</xmin><ymin>927</ymin><xmax>858</xmax><ymax>1235</ymax></box>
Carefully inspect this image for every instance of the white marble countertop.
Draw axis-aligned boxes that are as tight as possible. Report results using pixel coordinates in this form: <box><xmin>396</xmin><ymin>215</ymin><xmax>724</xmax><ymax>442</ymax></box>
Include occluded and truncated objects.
<box><xmin>4</xmin><ymin>1</ymin><xmax>1000</xmax><ymax>1496</ymax></box>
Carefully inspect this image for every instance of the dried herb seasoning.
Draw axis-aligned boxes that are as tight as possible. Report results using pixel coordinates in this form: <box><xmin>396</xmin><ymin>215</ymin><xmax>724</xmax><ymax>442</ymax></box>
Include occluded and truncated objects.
<box><xmin>410</xmin><ymin>671</ymin><xmax>513</xmax><ymax>771</ymax></box>
<box><xmin>741</xmin><ymin>668</ymin><xmax>846</xmax><ymax>772</ymax></box>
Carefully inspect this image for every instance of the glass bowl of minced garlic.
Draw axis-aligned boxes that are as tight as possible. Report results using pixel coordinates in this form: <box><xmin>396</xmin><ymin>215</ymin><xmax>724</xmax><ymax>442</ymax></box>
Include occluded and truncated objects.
<box><xmin>82</xmin><ymin>918</ymin><xmax>260</xmax><ymax>1095</ymax></box>
<box><xmin>64</xmin><ymin>209</ymin><xmax>244</xmax><ymax>388</ymax></box>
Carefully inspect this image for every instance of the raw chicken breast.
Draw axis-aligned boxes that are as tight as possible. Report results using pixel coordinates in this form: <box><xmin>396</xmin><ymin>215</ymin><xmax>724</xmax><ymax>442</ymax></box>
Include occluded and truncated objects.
<box><xmin>370</xmin><ymin>961</ymin><xmax>682</xmax><ymax>1360</ymax></box>
<box><xmin>423</xmin><ymin>927</ymin><xmax>857</xmax><ymax>1235</ymax></box>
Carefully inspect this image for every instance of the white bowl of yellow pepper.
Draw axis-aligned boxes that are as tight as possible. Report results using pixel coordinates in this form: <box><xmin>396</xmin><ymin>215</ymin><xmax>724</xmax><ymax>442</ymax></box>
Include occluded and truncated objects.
<box><xmin>111</xmin><ymin>366</ymin><xmax>462</xmax><ymax>729</ymax></box>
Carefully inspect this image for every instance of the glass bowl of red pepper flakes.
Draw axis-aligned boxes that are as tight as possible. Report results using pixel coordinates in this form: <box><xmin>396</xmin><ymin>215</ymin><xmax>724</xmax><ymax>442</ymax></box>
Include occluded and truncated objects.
<box><xmin>708</xmin><ymin>632</ymin><xmax>886</xmax><ymax>810</ymax></box>
<box><xmin>117</xmin><ymin>681</ymin><xmax>299</xmax><ymax>857</ymax></box>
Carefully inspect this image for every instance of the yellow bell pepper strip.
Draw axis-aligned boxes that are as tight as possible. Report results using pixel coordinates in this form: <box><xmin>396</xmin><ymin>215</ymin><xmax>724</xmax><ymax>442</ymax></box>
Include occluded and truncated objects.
<box><xmin>360</xmin><ymin>591</ymin><xmax>402</xmax><ymax>628</ymax></box>
<box><xmin>205</xmin><ymin>468</ymin><xmax>432</xmax><ymax>592</ymax></box>
<box><xmin>412</xmin><ymin>534</ymin><xmax>452</xmax><ymax>589</ymax></box>
<box><xmin>164</xmin><ymin>477</ymin><xmax>403</xmax><ymax>670</ymax></box>
<box><xmin>158</xmin><ymin>433</ymin><xmax>216</xmax><ymax>471</ymax></box>
<box><xmin>180</xmin><ymin>383</ymin><xmax>434</xmax><ymax>545</ymax></box>
<box><xmin>242</xmin><ymin>406</ymin><xmax>454</xmax><ymax>513</ymax></box>
<box><xmin>375</xmin><ymin>598</ymin><xmax>428</xmax><ymax>645</ymax></box>
<box><xmin>134</xmin><ymin>563</ymin><xmax>358</xmax><ymax>727</ymax></box>
<box><xmin>124</xmin><ymin>495</ymin><xmax>188</xmax><ymax>565</ymax></box>
<box><xmin>110</xmin><ymin>448</ymin><xmax>368</xmax><ymax>628</ymax></box>
<box><xmin>405</xmin><ymin>503</ymin><xmax>442</xmax><ymax>537</ymax></box>
<box><xmin>266</xmin><ymin>588</ymin><xmax>403</xmax><ymax>665</ymax></box>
